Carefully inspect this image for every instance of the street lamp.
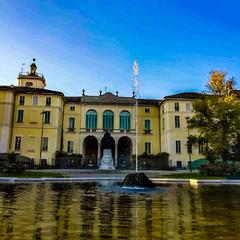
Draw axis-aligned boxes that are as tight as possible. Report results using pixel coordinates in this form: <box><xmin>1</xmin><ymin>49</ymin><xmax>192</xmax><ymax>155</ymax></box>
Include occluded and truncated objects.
<box><xmin>185</xmin><ymin>116</ymin><xmax>192</xmax><ymax>172</ymax></box>
<box><xmin>40</xmin><ymin>111</ymin><xmax>47</xmax><ymax>165</ymax></box>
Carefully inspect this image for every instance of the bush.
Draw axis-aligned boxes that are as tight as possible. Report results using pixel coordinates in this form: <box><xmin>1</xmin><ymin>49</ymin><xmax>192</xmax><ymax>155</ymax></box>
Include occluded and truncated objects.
<box><xmin>136</xmin><ymin>152</ymin><xmax>169</xmax><ymax>170</ymax></box>
<box><xmin>199</xmin><ymin>163</ymin><xmax>240</xmax><ymax>176</ymax></box>
<box><xmin>1</xmin><ymin>163</ymin><xmax>25</xmax><ymax>175</ymax></box>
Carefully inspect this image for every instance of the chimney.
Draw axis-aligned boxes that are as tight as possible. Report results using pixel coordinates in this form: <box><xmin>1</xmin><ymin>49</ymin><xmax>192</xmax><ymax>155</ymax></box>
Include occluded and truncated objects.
<box><xmin>116</xmin><ymin>91</ymin><xmax>118</xmax><ymax>96</ymax></box>
<box><xmin>82</xmin><ymin>89</ymin><xmax>85</xmax><ymax>96</ymax></box>
<box><xmin>99</xmin><ymin>90</ymin><xmax>102</xmax><ymax>96</ymax></box>
<box><xmin>133</xmin><ymin>91</ymin><xmax>135</xmax><ymax>98</ymax></box>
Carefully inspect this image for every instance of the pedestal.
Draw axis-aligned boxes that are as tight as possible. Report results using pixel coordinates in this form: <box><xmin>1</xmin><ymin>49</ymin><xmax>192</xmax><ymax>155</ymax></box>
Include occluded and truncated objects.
<box><xmin>99</xmin><ymin>149</ymin><xmax>115</xmax><ymax>170</ymax></box>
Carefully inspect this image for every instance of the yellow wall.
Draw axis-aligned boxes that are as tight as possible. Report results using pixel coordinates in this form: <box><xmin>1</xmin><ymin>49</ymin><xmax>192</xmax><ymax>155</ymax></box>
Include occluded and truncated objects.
<box><xmin>10</xmin><ymin>93</ymin><xmax>64</xmax><ymax>165</ymax></box>
<box><xmin>0</xmin><ymin>87</ymin><xmax>205</xmax><ymax>167</ymax></box>
<box><xmin>160</xmin><ymin>99</ymin><xmax>204</xmax><ymax>167</ymax></box>
<box><xmin>0</xmin><ymin>90</ymin><xmax>15</xmax><ymax>153</ymax></box>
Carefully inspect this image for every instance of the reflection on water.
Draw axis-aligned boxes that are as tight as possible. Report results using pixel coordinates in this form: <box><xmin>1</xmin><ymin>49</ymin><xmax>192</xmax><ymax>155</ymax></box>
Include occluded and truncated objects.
<box><xmin>0</xmin><ymin>182</ymin><xmax>240</xmax><ymax>239</ymax></box>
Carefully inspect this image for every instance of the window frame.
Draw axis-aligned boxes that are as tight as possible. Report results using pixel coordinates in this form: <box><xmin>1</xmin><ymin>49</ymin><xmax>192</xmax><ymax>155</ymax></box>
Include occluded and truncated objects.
<box><xmin>42</xmin><ymin>137</ymin><xmax>49</xmax><ymax>151</ymax></box>
<box><xmin>67</xmin><ymin>141</ymin><xmax>74</xmax><ymax>153</ymax></box>
<box><xmin>175</xmin><ymin>116</ymin><xmax>180</xmax><ymax>128</ymax></box>
<box><xmin>46</xmin><ymin>97</ymin><xmax>51</xmax><ymax>107</ymax></box>
<box><xmin>174</xmin><ymin>102</ymin><xmax>179</xmax><ymax>112</ymax></box>
<box><xmin>144</xmin><ymin>119</ymin><xmax>151</xmax><ymax>133</ymax></box>
<box><xmin>15</xmin><ymin>136</ymin><xmax>21</xmax><ymax>151</ymax></box>
<box><xmin>86</xmin><ymin>110</ymin><xmax>97</xmax><ymax>131</ymax></box>
<box><xmin>68</xmin><ymin>117</ymin><xmax>75</xmax><ymax>131</ymax></box>
<box><xmin>103</xmin><ymin>110</ymin><xmax>114</xmax><ymax>131</ymax></box>
<box><xmin>44</xmin><ymin>111</ymin><xmax>51</xmax><ymax>124</ymax></box>
<box><xmin>176</xmin><ymin>140</ymin><xmax>181</xmax><ymax>154</ymax></box>
<box><xmin>32</xmin><ymin>96</ymin><xmax>38</xmax><ymax>106</ymax></box>
<box><xmin>145</xmin><ymin>142</ymin><xmax>151</xmax><ymax>155</ymax></box>
<box><xmin>19</xmin><ymin>96</ymin><xmax>25</xmax><ymax>105</ymax></box>
<box><xmin>17</xmin><ymin>109</ymin><xmax>24</xmax><ymax>122</ymax></box>
<box><xmin>120</xmin><ymin>111</ymin><xmax>130</xmax><ymax>132</ymax></box>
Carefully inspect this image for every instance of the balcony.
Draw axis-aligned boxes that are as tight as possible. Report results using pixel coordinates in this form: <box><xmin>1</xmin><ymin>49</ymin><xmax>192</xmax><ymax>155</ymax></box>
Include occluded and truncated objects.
<box><xmin>67</xmin><ymin>128</ymin><xmax>76</xmax><ymax>133</ymax></box>
<box><xmin>18</xmin><ymin>71</ymin><xmax>45</xmax><ymax>79</ymax></box>
<box><xmin>144</xmin><ymin>129</ymin><xmax>152</xmax><ymax>134</ymax></box>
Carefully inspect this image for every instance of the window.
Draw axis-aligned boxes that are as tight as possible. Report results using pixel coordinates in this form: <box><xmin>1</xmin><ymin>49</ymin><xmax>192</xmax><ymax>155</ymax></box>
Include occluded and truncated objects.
<box><xmin>32</xmin><ymin>96</ymin><xmax>38</xmax><ymax>106</ymax></box>
<box><xmin>120</xmin><ymin>111</ymin><xmax>130</xmax><ymax>132</ymax></box>
<box><xmin>162</xmin><ymin>106</ymin><xmax>164</xmax><ymax>114</ymax></box>
<box><xmin>145</xmin><ymin>108</ymin><xmax>150</xmax><ymax>113</ymax></box>
<box><xmin>28</xmin><ymin>136</ymin><xmax>36</xmax><ymax>151</ymax></box>
<box><xmin>162</xmin><ymin>118</ymin><xmax>165</xmax><ymax>130</ymax></box>
<box><xmin>42</xmin><ymin>137</ymin><xmax>49</xmax><ymax>151</ymax></box>
<box><xmin>68</xmin><ymin>117</ymin><xmax>75</xmax><ymax>131</ymax></box>
<box><xmin>175</xmin><ymin>116</ymin><xmax>180</xmax><ymax>128</ymax></box>
<box><xmin>86</xmin><ymin>110</ymin><xmax>97</xmax><ymax>130</ymax></box>
<box><xmin>26</xmin><ymin>82</ymin><xmax>33</xmax><ymax>87</ymax></box>
<box><xmin>186</xmin><ymin>103</ymin><xmax>191</xmax><ymax>112</ymax></box>
<box><xmin>144</xmin><ymin>119</ymin><xmax>151</xmax><ymax>133</ymax></box>
<box><xmin>19</xmin><ymin>96</ymin><xmax>25</xmax><ymax>105</ymax></box>
<box><xmin>43</xmin><ymin>111</ymin><xmax>50</xmax><ymax>124</ymax></box>
<box><xmin>17</xmin><ymin>110</ymin><xmax>24</xmax><ymax>122</ymax></box>
<box><xmin>103</xmin><ymin>110</ymin><xmax>114</xmax><ymax>131</ymax></box>
<box><xmin>199</xmin><ymin>143</ymin><xmax>204</xmax><ymax>154</ymax></box>
<box><xmin>176</xmin><ymin>140</ymin><xmax>181</xmax><ymax>154</ymax></box>
<box><xmin>67</xmin><ymin>141</ymin><xmax>74</xmax><ymax>153</ymax></box>
<box><xmin>145</xmin><ymin>142</ymin><xmax>151</xmax><ymax>154</ymax></box>
<box><xmin>46</xmin><ymin>97</ymin><xmax>51</xmax><ymax>106</ymax></box>
<box><xmin>70</xmin><ymin>106</ymin><xmax>75</xmax><ymax>111</ymax></box>
<box><xmin>15</xmin><ymin>136</ymin><xmax>21</xmax><ymax>151</ymax></box>
<box><xmin>174</xmin><ymin>102</ymin><xmax>179</xmax><ymax>112</ymax></box>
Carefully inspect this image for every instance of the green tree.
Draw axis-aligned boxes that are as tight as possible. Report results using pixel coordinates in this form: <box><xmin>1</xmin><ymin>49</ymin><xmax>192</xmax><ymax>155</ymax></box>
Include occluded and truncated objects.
<box><xmin>189</xmin><ymin>71</ymin><xmax>240</xmax><ymax>162</ymax></box>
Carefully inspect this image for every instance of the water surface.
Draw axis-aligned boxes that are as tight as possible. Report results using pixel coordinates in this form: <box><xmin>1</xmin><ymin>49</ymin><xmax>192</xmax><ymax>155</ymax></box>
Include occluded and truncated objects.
<box><xmin>0</xmin><ymin>181</ymin><xmax>239</xmax><ymax>239</ymax></box>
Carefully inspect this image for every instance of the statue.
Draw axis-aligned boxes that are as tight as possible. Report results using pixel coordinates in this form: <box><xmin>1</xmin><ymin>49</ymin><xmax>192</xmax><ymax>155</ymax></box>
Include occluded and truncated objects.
<box><xmin>102</xmin><ymin>130</ymin><xmax>111</xmax><ymax>149</ymax></box>
<box><xmin>99</xmin><ymin>130</ymin><xmax>115</xmax><ymax>170</ymax></box>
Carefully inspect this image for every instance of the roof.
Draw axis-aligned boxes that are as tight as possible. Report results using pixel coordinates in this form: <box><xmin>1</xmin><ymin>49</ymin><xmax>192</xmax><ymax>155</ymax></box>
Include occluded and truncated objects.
<box><xmin>0</xmin><ymin>86</ymin><xmax>64</xmax><ymax>97</ymax></box>
<box><xmin>65</xmin><ymin>92</ymin><xmax>160</xmax><ymax>106</ymax></box>
<box><xmin>164</xmin><ymin>92</ymin><xmax>205</xmax><ymax>100</ymax></box>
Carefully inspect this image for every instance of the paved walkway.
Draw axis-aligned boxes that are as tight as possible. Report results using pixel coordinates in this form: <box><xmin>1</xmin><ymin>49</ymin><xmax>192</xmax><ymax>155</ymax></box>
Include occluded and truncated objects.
<box><xmin>27</xmin><ymin>169</ymin><xmax>195</xmax><ymax>178</ymax></box>
<box><xmin>1</xmin><ymin>169</ymin><xmax>240</xmax><ymax>185</ymax></box>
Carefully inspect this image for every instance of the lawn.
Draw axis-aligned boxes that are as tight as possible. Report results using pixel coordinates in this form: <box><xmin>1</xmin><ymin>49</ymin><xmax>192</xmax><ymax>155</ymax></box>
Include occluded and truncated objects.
<box><xmin>0</xmin><ymin>171</ymin><xmax>64</xmax><ymax>178</ymax></box>
<box><xmin>160</xmin><ymin>173</ymin><xmax>225</xmax><ymax>180</ymax></box>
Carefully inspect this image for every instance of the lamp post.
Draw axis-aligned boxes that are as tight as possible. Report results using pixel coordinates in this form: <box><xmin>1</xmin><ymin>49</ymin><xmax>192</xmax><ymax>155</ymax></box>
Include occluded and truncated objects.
<box><xmin>40</xmin><ymin>111</ymin><xmax>47</xmax><ymax>165</ymax></box>
<box><xmin>185</xmin><ymin>116</ymin><xmax>192</xmax><ymax>172</ymax></box>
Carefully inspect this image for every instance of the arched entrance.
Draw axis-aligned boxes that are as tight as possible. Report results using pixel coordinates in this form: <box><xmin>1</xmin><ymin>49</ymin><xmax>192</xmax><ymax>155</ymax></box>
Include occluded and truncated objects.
<box><xmin>117</xmin><ymin>137</ymin><xmax>132</xmax><ymax>169</ymax></box>
<box><xmin>83</xmin><ymin>136</ymin><xmax>98</xmax><ymax>168</ymax></box>
<box><xmin>100</xmin><ymin>135</ymin><xmax>115</xmax><ymax>162</ymax></box>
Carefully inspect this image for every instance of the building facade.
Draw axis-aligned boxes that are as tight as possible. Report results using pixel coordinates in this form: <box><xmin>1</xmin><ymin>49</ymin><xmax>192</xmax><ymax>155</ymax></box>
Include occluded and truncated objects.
<box><xmin>0</xmin><ymin>59</ymin><xmax>207</xmax><ymax>168</ymax></box>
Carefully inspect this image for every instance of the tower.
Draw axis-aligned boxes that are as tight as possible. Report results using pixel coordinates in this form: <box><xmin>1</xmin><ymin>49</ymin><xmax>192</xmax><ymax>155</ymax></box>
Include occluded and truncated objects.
<box><xmin>17</xmin><ymin>58</ymin><xmax>46</xmax><ymax>88</ymax></box>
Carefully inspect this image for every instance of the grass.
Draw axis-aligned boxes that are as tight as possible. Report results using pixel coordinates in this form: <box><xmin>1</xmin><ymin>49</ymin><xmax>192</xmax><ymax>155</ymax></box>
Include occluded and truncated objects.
<box><xmin>160</xmin><ymin>173</ymin><xmax>226</xmax><ymax>180</ymax></box>
<box><xmin>0</xmin><ymin>171</ymin><xmax>64</xmax><ymax>178</ymax></box>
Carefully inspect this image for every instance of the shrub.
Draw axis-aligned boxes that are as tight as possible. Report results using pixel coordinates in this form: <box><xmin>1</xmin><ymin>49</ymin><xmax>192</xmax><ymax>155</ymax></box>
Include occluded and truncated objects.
<box><xmin>199</xmin><ymin>163</ymin><xmax>240</xmax><ymax>176</ymax></box>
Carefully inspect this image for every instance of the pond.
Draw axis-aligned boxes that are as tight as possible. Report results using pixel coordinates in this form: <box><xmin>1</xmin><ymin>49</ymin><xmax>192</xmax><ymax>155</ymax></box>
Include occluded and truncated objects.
<box><xmin>0</xmin><ymin>181</ymin><xmax>240</xmax><ymax>239</ymax></box>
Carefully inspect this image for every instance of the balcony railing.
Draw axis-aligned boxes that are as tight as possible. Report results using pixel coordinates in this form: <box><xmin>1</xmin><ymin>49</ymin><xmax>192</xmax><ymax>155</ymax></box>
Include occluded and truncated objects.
<box><xmin>144</xmin><ymin>129</ymin><xmax>152</xmax><ymax>134</ymax></box>
<box><xmin>18</xmin><ymin>71</ymin><xmax>45</xmax><ymax>79</ymax></box>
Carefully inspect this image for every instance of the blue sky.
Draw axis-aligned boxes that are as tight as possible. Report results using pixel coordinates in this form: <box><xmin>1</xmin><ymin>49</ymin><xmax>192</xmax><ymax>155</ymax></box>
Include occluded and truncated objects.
<box><xmin>0</xmin><ymin>0</ymin><xmax>240</xmax><ymax>98</ymax></box>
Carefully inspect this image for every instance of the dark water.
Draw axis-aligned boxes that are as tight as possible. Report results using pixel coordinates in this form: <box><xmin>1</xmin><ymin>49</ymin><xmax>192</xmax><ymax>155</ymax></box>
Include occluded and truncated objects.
<box><xmin>0</xmin><ymin>182</ymin><xmax>240</xmax><ymax>240</ymax></box>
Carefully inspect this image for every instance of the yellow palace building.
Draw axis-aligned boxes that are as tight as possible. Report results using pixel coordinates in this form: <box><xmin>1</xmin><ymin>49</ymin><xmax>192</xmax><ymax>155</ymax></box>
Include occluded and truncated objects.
<box><xmin>0</xmin><ymin>59</ymin><xmax>206</xmax><ymax>168</ymax></box>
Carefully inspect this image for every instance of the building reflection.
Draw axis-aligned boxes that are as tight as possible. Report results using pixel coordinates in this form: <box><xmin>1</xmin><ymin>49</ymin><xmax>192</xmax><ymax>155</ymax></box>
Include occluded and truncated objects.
<box><xmin>0</xmin><ymin>182</ymin><xmax>239</xmax><ymax>239</ymax></box>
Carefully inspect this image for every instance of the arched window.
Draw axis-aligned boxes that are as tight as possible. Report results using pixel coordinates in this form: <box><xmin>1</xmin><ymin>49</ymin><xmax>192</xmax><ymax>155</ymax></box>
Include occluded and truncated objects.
<box><xmin>25</xmin><ymin>82</ymin><xmax>33</xmax><ymax>87</ymax></box>
<box><xmin>86</xmin><ymin>110</ymin><xmax>97</xmax><ymax>131</ymax></box>
<box><xmin>103</xmin><ymin>110</ymin><xmax>114</xmax><ymax>131</ymax></box>
<box><xmin>120</xmin><ymin>111</ymin><xmax>130</xmax><ymax>132</ymax></box>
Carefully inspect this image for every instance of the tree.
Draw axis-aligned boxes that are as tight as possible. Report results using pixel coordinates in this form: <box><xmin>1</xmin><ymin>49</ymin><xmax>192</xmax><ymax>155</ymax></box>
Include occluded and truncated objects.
<box><xmin>189</xmin><ymin>71</ymin><xmax>240</xmax><ymax>162</ymax></box>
